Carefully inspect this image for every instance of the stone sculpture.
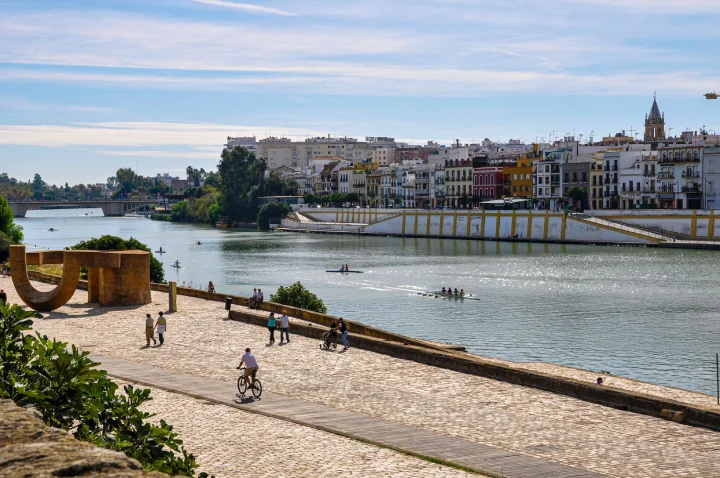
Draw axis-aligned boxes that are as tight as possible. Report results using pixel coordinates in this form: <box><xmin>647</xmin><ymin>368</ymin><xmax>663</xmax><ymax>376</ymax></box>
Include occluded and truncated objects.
<box><xmin>10</xmin><ymin>245</ymin><xmax>152</xmax><ymax>311</ymax></box>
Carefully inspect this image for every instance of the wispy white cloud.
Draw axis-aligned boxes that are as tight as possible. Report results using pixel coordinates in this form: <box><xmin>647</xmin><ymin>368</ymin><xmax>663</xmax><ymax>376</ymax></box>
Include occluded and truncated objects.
<box><xmin>192</xmin><ymin>0</ymin><xmax>295</xmax><ymax>16</ymax></box>
<box><xmin>0</xmin><ymin>121</ymin><xmax>331</xmax><ymax>148</ymax></box>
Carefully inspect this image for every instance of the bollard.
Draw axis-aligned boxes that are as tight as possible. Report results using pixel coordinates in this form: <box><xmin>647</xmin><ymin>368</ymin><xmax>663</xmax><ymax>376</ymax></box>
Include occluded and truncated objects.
<box><xmin>225</xmin><ymin>297</ymin><xmax>232</xmax><ymax>311</ymax></box>
<box><xmin>168</xmin><ymin>281</ymin><xmax>177</xmax><ymax>312</ymax></box>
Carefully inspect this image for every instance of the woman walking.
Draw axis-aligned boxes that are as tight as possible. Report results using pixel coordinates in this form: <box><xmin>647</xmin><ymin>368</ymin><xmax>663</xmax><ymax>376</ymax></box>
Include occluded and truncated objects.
<box><xmin>155</xmin><ymin>311</ymin><xmax>167</xmax><ymax>345</ymax></box>
<box><xmin>267</xmin><ymin>312</ymin><xmax>277</xmax><ymax>344</ymax></box>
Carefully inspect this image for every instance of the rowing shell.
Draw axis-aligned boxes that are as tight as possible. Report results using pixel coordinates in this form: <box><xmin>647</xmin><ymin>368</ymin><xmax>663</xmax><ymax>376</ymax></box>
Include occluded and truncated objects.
<box><xmin>326</xmin><ymin>270</ymin><xmax>364</xmax><ymax>273</ymax></box>
<box><xmin>155</xmin><ymin>251</ymin><xmax>167</xmax><ymax>254</ymax></box>
<box><xmin>417</xmin><ymin>292</ymin><xmax>479</xmax><ymax>301</ymax></box>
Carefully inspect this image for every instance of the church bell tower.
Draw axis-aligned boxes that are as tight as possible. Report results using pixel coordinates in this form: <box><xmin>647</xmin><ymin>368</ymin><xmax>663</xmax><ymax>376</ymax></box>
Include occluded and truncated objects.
<box><xmin>644</xmin><ymin>93</ymin><xmax>665</xmax><ymax>141</ymax></box>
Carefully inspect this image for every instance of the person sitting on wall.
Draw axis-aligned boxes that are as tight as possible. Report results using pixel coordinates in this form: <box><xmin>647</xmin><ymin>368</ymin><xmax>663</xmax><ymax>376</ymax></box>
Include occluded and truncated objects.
<box><xmin>207</xmin><ymin>281</ymin><xmax>215</xmax><ymax>293</ymax></box>
<box><xmin>253</xmin><ymin>288</ymin><xmax>264</xmax><ymax>309</ymax></box>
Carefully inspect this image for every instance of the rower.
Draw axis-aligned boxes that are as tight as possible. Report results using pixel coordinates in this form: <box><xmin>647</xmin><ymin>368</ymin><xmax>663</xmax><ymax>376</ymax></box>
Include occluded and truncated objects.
<box><xmin>173</xmin><ymin>260</ymin><xmax>180</xmax><ymax>268</ymax></box>
<box><xmin>446</xmin><ymin>286</ymin><xmax>451</xmax><ymax>295</ymax></box>
<box><xmin>460</xmin><ymin>288</ymin><xmax>465</xmax><ymax>296</ymax></box>
<box><xmin>345</xmin><ymin>264</ymin><xmax>349</xmax><ymax>272</ymax></box>
<box><xmin>441</xmin><ymin>287</ymin><xmax>446</xmax><ymax>294</ymax></box>
<box><xmin>454</xmin><ymin>288</ymin><xmax>459</xmax><ymax>296</ymax></box>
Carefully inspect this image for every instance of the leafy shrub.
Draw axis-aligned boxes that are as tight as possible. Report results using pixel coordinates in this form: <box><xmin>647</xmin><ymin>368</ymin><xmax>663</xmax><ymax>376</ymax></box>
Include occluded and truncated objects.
<box><xmin>257</xmin><ymin>202</ymin><xmax>292</xmax><ymax>231</ymax></box>
<box><xmin>70</xmin><ymin>235</ymin><xmax>165</xmax><ymax>283</ymax></box>
<box><xmin>0</xmin><ymin>302</ymin><xmax>205</xmax><ymax>476</ymax></box>
<box><xmin>270</xmin><ymin>281</ymin><xmax>327</xmax><ymax>314</ymax></box>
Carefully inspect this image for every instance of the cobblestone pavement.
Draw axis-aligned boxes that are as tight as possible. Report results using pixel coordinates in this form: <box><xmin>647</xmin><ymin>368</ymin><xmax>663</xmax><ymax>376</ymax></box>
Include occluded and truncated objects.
<box><xmin>114</xmin><ymin>380</ymin><xmax>477</xmax><ymax>478</ymax></box>
<box><xmin>10</xmin><ymin>283</ymin><xmax>720</xmax><ymax>478</ymax></box>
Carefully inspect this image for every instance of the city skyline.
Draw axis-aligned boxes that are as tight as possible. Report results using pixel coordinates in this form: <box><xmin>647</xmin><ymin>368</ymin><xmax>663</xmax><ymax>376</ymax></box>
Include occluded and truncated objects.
<box><xmin>1</xmin><ymin>0</ymin><xmax>720</xmax><ymax>184</ymax></box>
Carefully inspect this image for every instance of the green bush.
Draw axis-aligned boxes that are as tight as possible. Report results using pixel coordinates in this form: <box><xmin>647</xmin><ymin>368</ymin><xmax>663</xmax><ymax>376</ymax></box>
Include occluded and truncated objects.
<box><xmin>257</xmin><ymin>202</ymin><xmax>292</xmax><ymax>231</ymax></box>
<box><xmin>0</xmin><ymin>302</ymin><xmax>206</xmax><ymax>476</ymax></box>
<box><xmin>270</xmin><ymin>281</ymin><xmax>327</xmax><ymax>314</ymax></box>
<box><xmin>69</xmin><ymin>235</ymin><xmax>165</xmax><ymax>283</ymax></box>
<box><xmin>0</xmin><ymin>194</ymin><xmax>23</xmax><ymax>244</ymax></box>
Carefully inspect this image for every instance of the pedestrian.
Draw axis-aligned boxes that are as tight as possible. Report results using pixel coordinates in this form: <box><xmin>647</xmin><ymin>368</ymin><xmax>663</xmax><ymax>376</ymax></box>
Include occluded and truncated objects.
<box><xmin>207</xmin><ymin>281</ymin><xmax>215</xmax><ymax>293</ymax></box>
<box><xmin>249</xmin><ymin>288</ymin><xmax>258</xmax><ymax>308</ymax></box>
<box><xmin>155</xmin><ymin>311</ymin><xmax>167</xmax><ymax>345</ymax></box>
<box><xmin>0</xmin><ymin>289</ymin><xmax>6</xmax><ymax>304</ymax></box>
<box><xmin>339</xmin><ymin>317</ymin><xmax>349</xmax><ymax>349</ymax></box>
<box><xmin>267</xmin><ymin>312</ymin><xmax>277</xmax><ymax>344</ymax></box>
<box><xmin>145</xmin><ymin>313</ymin><xmax>156</xmax><ymax>347</ymax></box>
<box><xmin>278</xmin><ymin>311</ymin><xmax>290</xmax><ymax>343</ymax></box>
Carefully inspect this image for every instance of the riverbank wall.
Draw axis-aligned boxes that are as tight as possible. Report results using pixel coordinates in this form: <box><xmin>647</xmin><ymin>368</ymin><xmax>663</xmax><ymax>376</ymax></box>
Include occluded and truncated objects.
<box><xmin>23</xmin><ymin>269</ymin><xmax>720</xmax><ymax>432</ymax></box>
<box><xmin>282</xmin><ymin>208</ymin><xmax>720</xmax><ymax>248</ymax></box>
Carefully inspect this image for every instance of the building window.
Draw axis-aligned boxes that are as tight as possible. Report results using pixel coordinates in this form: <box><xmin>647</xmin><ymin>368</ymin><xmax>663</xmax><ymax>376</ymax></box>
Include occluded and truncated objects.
<box><xmin>513</xmin><ymin>174</ymin><xmax>518</xmax><ymax>180</ymax></box>
<box><xmin>572</xmin><ymin>172</ymin><xmax>578</xmax><ymax>182</ymax></box>
<box><xmin>581</xmin><ymin>172</ymin><xmax>587</xmax><ymax>181</ymax></box>
<box><xmin>564</xmin><ymin>173</ymin><xmax>569</xmax><ymax>182</ymax></box>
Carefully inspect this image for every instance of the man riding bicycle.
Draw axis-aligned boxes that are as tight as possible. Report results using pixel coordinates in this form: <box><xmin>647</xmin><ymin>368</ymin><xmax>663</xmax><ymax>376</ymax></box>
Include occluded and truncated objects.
<box><xmin>236</xmin><ymin>347</ymin><xmax>259</xmax><ymax>388</ymax></box>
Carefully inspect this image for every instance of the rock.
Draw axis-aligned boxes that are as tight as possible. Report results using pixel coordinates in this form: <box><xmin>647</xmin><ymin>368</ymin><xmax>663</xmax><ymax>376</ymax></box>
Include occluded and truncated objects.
<box><xmin>0</xmin><ymin>399</ymin><xmax>163</xmax><ymax>477</ymax></box>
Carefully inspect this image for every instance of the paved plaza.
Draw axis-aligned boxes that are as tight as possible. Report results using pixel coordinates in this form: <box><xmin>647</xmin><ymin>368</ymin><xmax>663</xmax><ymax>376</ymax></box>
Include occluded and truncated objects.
<box><xmin>6</xmin><ymin>281</ymin><xmax>720</xmax><ymax>477</ymax></box>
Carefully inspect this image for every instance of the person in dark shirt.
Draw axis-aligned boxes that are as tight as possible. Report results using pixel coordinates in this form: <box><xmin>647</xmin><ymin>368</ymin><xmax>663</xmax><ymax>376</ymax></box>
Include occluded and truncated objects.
<box><xmin>0</xmin><ymin>289</ymin><xmax>6</xmax><ymax>305</ymax></box>
<box><xmin>339</xmin><ymin>317</ymin><xmax>349</xmax><ymax>350</ymax></box>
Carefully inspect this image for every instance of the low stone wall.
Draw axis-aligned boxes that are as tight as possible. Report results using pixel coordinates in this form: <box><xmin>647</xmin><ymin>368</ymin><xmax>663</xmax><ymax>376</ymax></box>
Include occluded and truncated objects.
<box><xmin>229</xmin><ymin>309</ymin><xmax>720</xmax><ymax>433</ymax></box>
<box><xmin>0</xmin><ymin>399</ymin><xmax>161</xmax><ymax>477</ymax></box>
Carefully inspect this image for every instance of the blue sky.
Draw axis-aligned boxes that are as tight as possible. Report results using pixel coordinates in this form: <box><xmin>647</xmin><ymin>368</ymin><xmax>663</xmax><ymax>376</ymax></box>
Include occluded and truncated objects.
<box><xmin>1</xmin><ymin>0</ymin><xmax>720</xmax><ymax>185</ymax></box>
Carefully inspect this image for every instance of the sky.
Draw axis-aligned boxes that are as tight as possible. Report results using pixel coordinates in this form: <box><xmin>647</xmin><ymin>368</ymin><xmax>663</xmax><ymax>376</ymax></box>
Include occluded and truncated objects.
<box><xmin>1</xmin><ymin>0</ymin><xmax>720</xmax><ymax>185</ymax></box>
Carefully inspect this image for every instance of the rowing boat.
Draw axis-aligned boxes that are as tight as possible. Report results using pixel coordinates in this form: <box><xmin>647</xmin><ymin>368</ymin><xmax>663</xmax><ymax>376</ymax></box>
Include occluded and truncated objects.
<box><xmin>155</xmin><ymin>251</ymin><xmax>167</xmax><ymax>254</ymax></box>
<box><xmin>417</xmin><ymin>291</ymin><xmax>479</xmax><ymax>301</ymax></box>
<box><xmin>326</xmin><ymin>270</ymin><xmax>363</xmax><ymax>273</ymax></box>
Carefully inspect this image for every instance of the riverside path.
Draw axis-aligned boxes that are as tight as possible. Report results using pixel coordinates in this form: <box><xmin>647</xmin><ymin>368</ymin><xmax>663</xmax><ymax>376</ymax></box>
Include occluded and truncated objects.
<box><xmin>10</xmin><ymin>283</ymin><xmax>720</xmax><ymax>478</ymax></box>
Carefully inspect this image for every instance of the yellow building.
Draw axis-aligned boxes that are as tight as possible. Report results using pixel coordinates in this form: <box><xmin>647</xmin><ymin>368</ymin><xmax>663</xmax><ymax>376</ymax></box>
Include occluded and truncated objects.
<box><xmin>504</xmin><ymin>146</ymin><xmax>540</xmax><ymax>198</ymax></box>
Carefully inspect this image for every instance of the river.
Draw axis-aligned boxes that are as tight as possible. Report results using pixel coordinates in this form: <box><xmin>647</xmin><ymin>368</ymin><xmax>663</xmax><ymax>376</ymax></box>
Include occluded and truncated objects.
<box><xmin>15</xmin><ymin>209</ymin><xmax>720</xmax><ymax>395</ymax></box>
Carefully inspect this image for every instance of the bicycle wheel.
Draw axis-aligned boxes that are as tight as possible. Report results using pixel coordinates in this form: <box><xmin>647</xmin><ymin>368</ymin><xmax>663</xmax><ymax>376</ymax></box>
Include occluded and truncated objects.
<box><xmin>237</xmin><ymin>375</ymin><xmax>248</xmax><ymax>395</ymax></box>
<box><xmin>252</xmin><ymin>379</ymin><xmax>262</xmax><ymax>398</ymax></box>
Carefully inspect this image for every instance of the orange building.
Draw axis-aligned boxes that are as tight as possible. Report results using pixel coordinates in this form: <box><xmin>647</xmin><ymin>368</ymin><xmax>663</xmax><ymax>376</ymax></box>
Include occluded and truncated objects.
<box><xmin>503</xmin><ymin>145</ymin><xmax>540</xmax><ymax>198</ymax></box>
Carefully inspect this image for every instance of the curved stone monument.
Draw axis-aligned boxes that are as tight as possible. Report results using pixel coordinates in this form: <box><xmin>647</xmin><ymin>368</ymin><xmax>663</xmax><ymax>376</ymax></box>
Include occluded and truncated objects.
<box><xmin>10</xmin><ymin>245</ymin><xmax>152</xmax><ymax>311</ymax></box>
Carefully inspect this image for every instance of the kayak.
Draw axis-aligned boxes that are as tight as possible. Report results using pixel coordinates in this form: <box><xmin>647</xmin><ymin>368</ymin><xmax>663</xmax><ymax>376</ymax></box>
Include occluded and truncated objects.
<box><xmin>155</xmin><ymin>251</ymin><xmax>167</xmax><ymax>254</ymax></box>
<box><xmin>326</xmin><ymin>270</ymin><xmax>363</xmax><ymax>273</ymax></box>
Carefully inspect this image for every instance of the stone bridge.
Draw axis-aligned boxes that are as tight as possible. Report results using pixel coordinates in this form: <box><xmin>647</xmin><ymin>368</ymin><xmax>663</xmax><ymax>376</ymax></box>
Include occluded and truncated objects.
<box><xmin>7</xmin><ymin>199</ymin><xmax>158</xmax><ymax>217</ymax></box>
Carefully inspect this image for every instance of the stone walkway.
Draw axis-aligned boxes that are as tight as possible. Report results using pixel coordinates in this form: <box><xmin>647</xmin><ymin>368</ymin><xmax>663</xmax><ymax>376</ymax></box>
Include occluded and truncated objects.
<box><xmin>104</xmin><ymin>355</ymin><xmax>603</xmax><ymax>478</ymax></box>
<box><xmin>8</xmin><ymin>283</ymin><xmax>720</xmax><ymax>478</ymax></box>
<box><xmin>112</xmin><ymin>380</ymin><xmax>477</xmax><ymax>478</ymax></box>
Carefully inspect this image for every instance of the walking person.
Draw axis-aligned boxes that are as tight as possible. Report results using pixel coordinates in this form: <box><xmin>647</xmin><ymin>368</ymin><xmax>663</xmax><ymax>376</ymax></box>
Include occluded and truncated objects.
<box><xmin>278</xmin><ymin>311</ymin><xmax>290</xmax><ymax>343</ymax></box>
<box><xmin>339</xmin><ymin>317</ymin><xmax>349</xmax><ymax>350</ymax></box>
<box><xmin>144</xmin><ymin>313</ymin><xmax>157</xmax><ymax>347</ymax></box>
<box><xmin>155</xmin><ymin>311</ymin><xmax>167</xmax><ymax>345</ymax></box>
<box><xmin>267</xmin><ymin>312</ymin><xmax>277</xmax><ymax>344</ymax></box>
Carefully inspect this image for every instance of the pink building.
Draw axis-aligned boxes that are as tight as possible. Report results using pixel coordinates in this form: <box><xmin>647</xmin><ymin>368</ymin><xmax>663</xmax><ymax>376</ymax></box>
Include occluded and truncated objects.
<box><xmin>473</xmin><ymin>167</ymin><xmax>503</xmax><ymax>205</ymax></box>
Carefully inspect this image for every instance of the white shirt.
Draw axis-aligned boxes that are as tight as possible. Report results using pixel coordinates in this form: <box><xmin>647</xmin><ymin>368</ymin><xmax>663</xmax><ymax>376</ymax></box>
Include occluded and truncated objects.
<box><xmin>252</xmin><ymin>291</ymin><xmax>258</xmax><ymax>298</ymax></box>
<box><xmin>258</xmin><ymin>291</ymin><xmax>264</xmax><ymax>299</ymax></box>
<box><xmin>241</xmin><ymin>352</ymin><xmax>259</xmax><ymax>369</ymax></box>
<box><xmin>279</xmin><ymin>315</ymin><xmax>289</xmax><ymax>328</ymax></box>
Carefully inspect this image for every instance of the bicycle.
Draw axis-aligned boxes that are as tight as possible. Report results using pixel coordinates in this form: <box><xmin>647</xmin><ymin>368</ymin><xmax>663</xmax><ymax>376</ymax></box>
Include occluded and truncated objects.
<box><xmin>236</xmin><ymin>366</ymin><xmax>262</xmax><ymax>399</ymax></box>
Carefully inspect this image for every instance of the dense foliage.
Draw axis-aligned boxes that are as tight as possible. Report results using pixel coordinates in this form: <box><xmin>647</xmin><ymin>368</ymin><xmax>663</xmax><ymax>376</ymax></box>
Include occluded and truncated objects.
<box><xmin>165</xmin><ymin>186</ymin><xmax>223</xmax><ymax>224</ymax></box>
<box><xmin>0</xmin><ymin>194</ymin><xmax>23</xmax><ymax>244</ymax></box>
<box><xmin>270</xmin><ymin>281</ymin><xmax>327</xmax><ymax>314</ymax></box>
<box><xmin>70</xmin><ymin>235</ymin><xmax>165</xmax><ymax>283</ymax></box>
<box><xmin>257</xmin><ymin>202</ymin><xmax>292</xmax><ymax>231</ymax></box>
<box><xmin>0</xmin><ymin>303</ymin><xmax>206</xmax><ymax>476</ymax></box>
<box><xmin>217</xmin><ymin>147</ymin><xmax>297</xmax><ymax>222</ymax></box>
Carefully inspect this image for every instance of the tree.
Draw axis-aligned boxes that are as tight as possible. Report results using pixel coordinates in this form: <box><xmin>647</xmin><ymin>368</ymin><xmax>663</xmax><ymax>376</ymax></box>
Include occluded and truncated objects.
<box><xmin>270</xmin><ymin>281</ymin><xmax>327</xmax><ymax>314</ymax></box>
<box><xmin>565</xmin><ymin>186</ymin><xmax>588</xmax><ymax>211</ymax></box>
<box><xmin>32</xmin><ymin>173</ymin><xmax>45</xmax><ymax>191</ymax></box>
<box><xmin>257</xmin><ymin>202</ymin><xmax>292</xmax><ymax>231</ymax></box>
<box><xmin>0</xmin><ymin>194</ymin><xmax>23</xmax><ymax>244</ymax></box>
<box><xmin>70</xmin><ymin>235</ymin><xmax>165</xmax><ymax>283</ymax></box>
<box><xmin>217</xmin><ymin>147</ymin><xmax>267</xmax><ymax>222</ymax></box>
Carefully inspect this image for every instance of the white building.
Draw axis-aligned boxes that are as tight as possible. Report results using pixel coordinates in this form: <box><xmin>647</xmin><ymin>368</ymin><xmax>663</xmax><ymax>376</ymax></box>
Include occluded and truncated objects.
<box><xmin>226</xmin><ymin>136</ymin><xmax>258</xmax><ymax>157</ymax></box>
<box><xmin>657</xmin><ymin>144</ymin><xmax>703</xmax><ymax>209</ymax></box>
<box><xmin>703</xmin><ymin>147</ymin><xmax>720</xmax><ymax>209</ymax></box>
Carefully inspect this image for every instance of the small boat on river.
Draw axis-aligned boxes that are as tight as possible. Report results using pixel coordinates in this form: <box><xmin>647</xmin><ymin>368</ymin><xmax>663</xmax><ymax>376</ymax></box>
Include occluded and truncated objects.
<box><xmin>418</xmin><ymin>291</ymin><xmax>479</xmax><ymax>301</ymax></box>
<box><xmin>326</xmin><ymin>269</ymin><xmax>364</xmax><ymax>273</ymax></box>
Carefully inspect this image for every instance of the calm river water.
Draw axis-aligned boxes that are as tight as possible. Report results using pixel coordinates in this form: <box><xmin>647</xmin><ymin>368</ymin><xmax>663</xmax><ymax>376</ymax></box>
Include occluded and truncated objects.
<box><xmin>16</xmin><ymin>209</ymin><xmax>720</xmax><ymax>395</ymax></box>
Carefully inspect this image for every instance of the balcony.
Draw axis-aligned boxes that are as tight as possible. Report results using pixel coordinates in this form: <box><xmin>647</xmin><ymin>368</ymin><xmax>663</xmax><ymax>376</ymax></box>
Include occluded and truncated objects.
<box><xmin>659</xmin><ymin>155</ymin><xmax>700</xmax><ymax>164</ymax></box>
<box><xmin>658</xmin><ymin>172</ymin><xmax>674</xmax><ymax>179</ymax></box>
<box><xmin>682</xmin><ymin>172</ymin><xmax>700</xmax><ymax>179</ymax></box>
<box><xmin>642</xmin><ymin>171</ymin><xmax>656</xmax><ymax>177</ymax></box>
<box><xmin>641</xmin><ymin>188</ymin><xmax>656</xmax><ymax>194</ymax></box>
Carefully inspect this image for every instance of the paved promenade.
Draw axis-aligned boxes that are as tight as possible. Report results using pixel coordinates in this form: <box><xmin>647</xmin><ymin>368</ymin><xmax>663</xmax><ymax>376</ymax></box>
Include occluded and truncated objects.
<box><xmin>7</xmin><ymin>282</ymin><xmax>720</xmax><ymax>477</ymax></box>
